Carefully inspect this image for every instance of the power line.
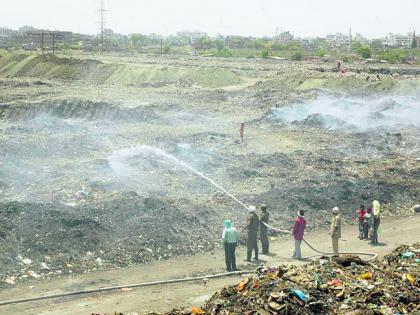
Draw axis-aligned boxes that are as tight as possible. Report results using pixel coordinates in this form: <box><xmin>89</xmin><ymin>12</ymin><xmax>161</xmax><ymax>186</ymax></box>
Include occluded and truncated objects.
<box><xmin>98</xmin><ymin>0</ymin><xmax>107</xmax><ymax>50</ymax></box>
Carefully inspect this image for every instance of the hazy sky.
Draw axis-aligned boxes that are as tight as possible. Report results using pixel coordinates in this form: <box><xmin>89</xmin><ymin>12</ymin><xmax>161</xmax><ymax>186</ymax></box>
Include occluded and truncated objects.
<box><xmin>1</xmin><ymin>0</ymin><xmax>419</xmax><ymax>38</ymax></box>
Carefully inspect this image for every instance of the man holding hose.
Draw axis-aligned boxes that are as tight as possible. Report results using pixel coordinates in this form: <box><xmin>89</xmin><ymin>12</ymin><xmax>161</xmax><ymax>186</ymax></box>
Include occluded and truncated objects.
<box><xmin>259</xmin><ymin>204</ymin><xmax>270</xmax><ymax>255</ymax></box>
<box><xmin>243</xmin><ymin>205</ymin><xmax>259</xmax><ymax>262</ymax></box>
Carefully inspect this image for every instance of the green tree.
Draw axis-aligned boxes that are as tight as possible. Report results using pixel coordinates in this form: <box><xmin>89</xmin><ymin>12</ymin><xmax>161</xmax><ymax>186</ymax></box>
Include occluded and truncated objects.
<box><xmin>260</xmin><ymin>49</ymin><xmax>269</xmax><ymax>58</ymax></box>
<box><xmin>357</xmin><ymin>45</ymin><xmax>372</xmax><ymax>58</ymax></box>
<box><xmin>351</xmin><ymin>41</ymin><xmax>363</xmax><ymax>52</ymax></box>
<box><xmin>129</xmin><ymin>33</ymin><xmax>147</xmax><ymax>48</ymax></box>
<box><xmin>216</xmin><ymin>47</ymin><xmax>233</xmax><ymax>57</ymax></box>
<box><xmin>196</xmin><ymin>36</ymin><xmax>212</xmax><ymax>50</ymax></box>
<box><xmin>291</xmin><ymin>50</ymin><xmax>304</xmax><ymax>61</ymax></box>
<box><xmin>215</xmin><ymin>39</ymin><xmax>225</xmax><ymax>51</ymax></box>
<box><xmin>255</xmin><ymin>38</ymin><xmax>269</xmax><ymax>50</ymax></box>
<box><xmin>316</xmin><ymin>47</ymin><xmax>327</xmax><ymax>57</ymax></box>
<box><xmin>163</xmin><ymin>43</ymin><xmax>171</xmax><ymax>54</ymax></box>
<box><xmin>378</xmin><ymin>49</ymin><xmax>407</xmax><ymax>63</ymax></box>
<box><xmin>370</xmin><ymin>39</ymin><xmax>384</xmax><ymax>51</ymax></box>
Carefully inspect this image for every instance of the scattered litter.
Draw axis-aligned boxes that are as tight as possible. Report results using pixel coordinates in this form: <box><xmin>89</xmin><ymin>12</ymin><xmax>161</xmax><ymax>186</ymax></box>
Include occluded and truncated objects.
<box><xmin>27</xmin><ymin>270</ymin><xmax>41</xmax><ymax>279</ymax></box>
<box><xmin>40</xmin><ymin>262</ymin><xmax>50</xmax><ymax>270</ymax></box>
<box><xmin>20</xmin><ymin>258</ymin><xmax>32</xmax><ymax>265</ymax></box>
<box><xmin>292</xmin><ymin>289</ymin><xmax>307</xmax><ymax>302</ymax></box>
<box><xmin>3</xmin><ymin>276</ymin><xmax>16</xmax><ymax>285</ymax></box>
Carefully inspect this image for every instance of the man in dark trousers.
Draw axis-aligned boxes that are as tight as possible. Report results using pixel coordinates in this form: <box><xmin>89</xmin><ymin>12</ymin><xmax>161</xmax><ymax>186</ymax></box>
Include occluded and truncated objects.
<box><xmin>222</xmin><ymin>219</ymin><xmax>238</xmax><ymax>271</ymax></box>
<box><xmin>243</xmin><ymin>205</ymin><xmax>259</xmax><ymax>262</ymax></box>
<box><xmin>259</xmin><ymin>204</ymin><xmax>270</xmax><ymax>255</ymax></box>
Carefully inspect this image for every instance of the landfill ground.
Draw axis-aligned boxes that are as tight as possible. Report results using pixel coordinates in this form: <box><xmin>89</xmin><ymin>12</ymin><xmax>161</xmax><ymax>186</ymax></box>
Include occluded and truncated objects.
<box><xmin>0</xmin><ymin>215</ymin><xmax>418</xmax><ymax>314</ymax></box>
<box><xmin>0</xmin><ymin>51</ymin><xmax>419</xmax><ymax>313</ymax></box>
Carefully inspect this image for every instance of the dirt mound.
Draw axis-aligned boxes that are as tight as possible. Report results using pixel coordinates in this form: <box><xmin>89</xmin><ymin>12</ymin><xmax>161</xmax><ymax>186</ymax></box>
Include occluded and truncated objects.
<box><xmin>0</xmin><ymin>194</ymin><xmax>220</xmax><ymax>286</ymax></box>
<box><xmin>0</xmin><ymin>52</ymin><xmax>242</xmax><ymax>88</ymax></box>
<box><xmin>0</xmin><ymin>99</ymin><xmax>157</xmax><ymax>121</ymax></box>
<box><xmin>0</xmin><ymin>53</ymin><xmax>102</xmax><ymax>80</ymax></box>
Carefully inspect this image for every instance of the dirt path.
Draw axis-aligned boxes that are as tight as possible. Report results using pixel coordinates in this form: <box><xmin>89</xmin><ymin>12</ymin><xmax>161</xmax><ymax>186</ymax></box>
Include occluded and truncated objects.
<box><xmin>0</xmin><ymin>215</ymin><xmax>418</xmax><ymax>315</ymax></box>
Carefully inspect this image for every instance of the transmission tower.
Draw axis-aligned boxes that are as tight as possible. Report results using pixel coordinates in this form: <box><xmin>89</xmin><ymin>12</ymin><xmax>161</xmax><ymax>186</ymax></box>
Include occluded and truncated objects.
<box><xmin>98</xmin><ymin>0</ymin><xmax>106</xmax><ymax>50</ymax></box>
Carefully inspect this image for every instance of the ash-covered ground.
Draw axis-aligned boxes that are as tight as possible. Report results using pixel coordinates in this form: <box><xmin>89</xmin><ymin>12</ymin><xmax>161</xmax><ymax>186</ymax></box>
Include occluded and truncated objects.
<box><xmin>0</xmin><ymin>52</ymin><xmax>419</xmax><ymax>285</ymax></box>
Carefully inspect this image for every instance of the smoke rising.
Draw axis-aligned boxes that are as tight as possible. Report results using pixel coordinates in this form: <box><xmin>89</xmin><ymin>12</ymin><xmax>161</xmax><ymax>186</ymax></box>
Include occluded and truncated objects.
<box><xmin>268</xmin><ymin>94</ymin><xmax>420</xmax><ymax>131</ymax></box>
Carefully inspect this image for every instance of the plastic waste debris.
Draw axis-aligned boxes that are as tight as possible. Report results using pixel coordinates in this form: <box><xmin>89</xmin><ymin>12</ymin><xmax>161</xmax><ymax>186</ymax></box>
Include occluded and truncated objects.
<box><xmin>292</xmin><ymin>289</ymin><xmax>307</xmax><ymax>302</ymax></box>
<box><xmin>191</xmin><ymin>307</ymin><xmax>204</xmax><ymax>314</ymax></box>
<box><xmin>401</xmin><ymin>251</ymin><xmax>415</xmax><ymax>259</ymax></box>
<box><xmin>357</xmin><ymin>272</ymin><xmax>373</xmax><ymax>280</ymax></box>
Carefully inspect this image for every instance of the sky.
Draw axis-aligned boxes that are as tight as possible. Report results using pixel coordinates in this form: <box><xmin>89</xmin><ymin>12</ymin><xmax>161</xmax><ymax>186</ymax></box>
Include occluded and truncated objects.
<box><xmin>1</xmin><ymin>0</ymin><xmax>419</xmax><ymax>38</ymax></box>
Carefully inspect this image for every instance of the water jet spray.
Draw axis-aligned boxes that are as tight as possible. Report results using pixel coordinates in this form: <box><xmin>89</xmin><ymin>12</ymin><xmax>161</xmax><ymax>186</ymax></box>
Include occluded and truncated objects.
<box><xmin>108</xmin><ymin>145</ymin><xmax>249</xmax><ymax>210</ymax></box>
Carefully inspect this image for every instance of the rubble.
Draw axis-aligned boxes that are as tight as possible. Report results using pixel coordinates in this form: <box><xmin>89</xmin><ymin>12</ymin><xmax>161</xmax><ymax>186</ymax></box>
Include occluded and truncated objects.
<box><xmin>157</xmin><ymin>243</ymin><xmax>419</xmax><ymax>315</ymax></box>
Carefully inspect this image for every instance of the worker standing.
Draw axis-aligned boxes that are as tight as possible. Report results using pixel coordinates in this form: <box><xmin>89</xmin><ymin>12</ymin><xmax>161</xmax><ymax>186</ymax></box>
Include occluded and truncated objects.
<box><xmin>330</xmin><ymin>207</ymin><xmax>342</xmax><ymax>257</ymax></box>
<box><xmin>363</xmin><ymin>211</ymin><xmax>370</xmax><ymax>240</ymax></box>
<box><xmin>292</xmin><ymin>210</ymin><xmax>307</xmax><ymax>259</ymax></box>
<box><xmin>366</xmin><ymin>206</ymin><xmax>373</xmax><ymax>239</ymax></box>
<box><xmin>243</xmin><ymin>205</ymin><xmax>259</xmax><ymax>262</ymax></box>
<box><xmin>222</xmin><ymin>219</ymin><xmax>239</xmax><ymax>272</ymax></box>
<box><xmin>371</xmin><ymin>200</ymin><xmax>381</xmax><ymax>245</ymax></box>
<box><xmin>357</xmin><ymin>205</ymin><xmax>366</xmax><ymax>239</ymax></box>
<box><xmin>259</xmin><ymin>205</ymin><xmax>270</xmax><ymax>255</ymax></box>
<box><xmin>239</xmin><ymin>122</ymin><xmax>245</xmax><ymax>142</ymax></box>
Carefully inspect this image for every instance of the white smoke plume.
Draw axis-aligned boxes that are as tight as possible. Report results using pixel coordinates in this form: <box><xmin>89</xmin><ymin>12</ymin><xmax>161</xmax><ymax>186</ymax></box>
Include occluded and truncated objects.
<box><xmin>269</xmin><ymin>94</ymin><xmax>420</xmax><ymax>131</ymax></box>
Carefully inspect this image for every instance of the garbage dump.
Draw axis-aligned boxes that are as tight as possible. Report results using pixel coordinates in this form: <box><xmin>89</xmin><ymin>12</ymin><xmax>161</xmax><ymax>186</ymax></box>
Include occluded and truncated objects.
<box><xmin>151</xmin><ymin>243</ymin><xmax>419</xmax><ymax>315</ymax></box>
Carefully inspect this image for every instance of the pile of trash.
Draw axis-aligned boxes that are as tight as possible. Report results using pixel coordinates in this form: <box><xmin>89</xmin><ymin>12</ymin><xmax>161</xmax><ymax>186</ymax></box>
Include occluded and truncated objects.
<box><xmin>164</xmin><ymin>243</ymin><xmax>419</xmax><ymax>315</ymax></box>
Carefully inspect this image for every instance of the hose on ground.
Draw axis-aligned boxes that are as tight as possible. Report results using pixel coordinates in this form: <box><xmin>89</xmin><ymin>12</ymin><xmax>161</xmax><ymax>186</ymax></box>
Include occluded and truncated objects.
<box><xmin>262</xmin><ymin>222</ymin><xmax>378</xmax><ymax>261</ymax></box>
<box><xmin>0</xmin><ymin>270</ymin><xmax>253</xmax><ymax>306</ymax></box>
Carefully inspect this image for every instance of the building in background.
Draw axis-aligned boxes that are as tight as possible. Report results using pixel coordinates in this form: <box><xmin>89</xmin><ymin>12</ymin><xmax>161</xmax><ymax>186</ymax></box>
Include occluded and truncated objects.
<box><xmin>326</xmin><ymin>33</ymin><xmax>351</xmax><ymax>47</ymax></box>
<box><xmin>354</xmin><ymin>33</ymin><xmax>370</xmax><ymax>44</ymax></box>
<box><xmin>384</xmin><ymin>32</ymin><xmax>412</xmax><ymax>47</ymax></box>
<box><xmin>277</xmin><ymin>31</ymin><xmax>294</xmax><ymax>43</ymax></box>
<box><xmin>176</xmin><ymin>30</ymin><xmax>207</xmax><ymax>45</ymax></box>
<box><xmin>0</xmin><ymin>25</ymin><xmax>72</xmax><ymax>51</ymax></box>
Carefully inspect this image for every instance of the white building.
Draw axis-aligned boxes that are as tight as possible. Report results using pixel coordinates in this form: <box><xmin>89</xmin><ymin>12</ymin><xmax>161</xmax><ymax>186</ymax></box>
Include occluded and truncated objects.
<box><xmin>176</xmin><ymin>30</ymin><xmax>207</xmax><ymax>45</ymax></box>
<box><xmin>354</xmin><ymin>33</ymin><xmax>369</xmax><ymax>44</ymax></box>
<box><xmin>0</xmin><ymin>27</ymin><xmax>15</xmax><ymax>38</ymax></box>
<box><xmin>384</xmin><ymin>33</ymin><xmax>411</xmax><ymax>47</ymax></box>
<box><xmin>326</xmin><ymin>33</ymin><xmax>350</xmax><ymax>47</ymax></box>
